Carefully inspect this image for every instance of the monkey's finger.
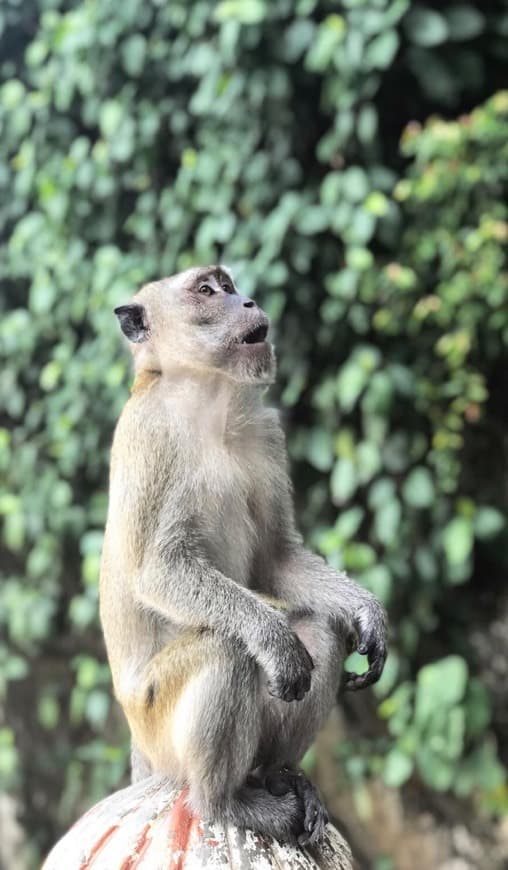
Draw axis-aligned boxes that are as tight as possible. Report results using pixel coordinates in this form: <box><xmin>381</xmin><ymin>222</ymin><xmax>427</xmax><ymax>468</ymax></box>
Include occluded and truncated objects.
<box><xmin>291</xmin><ymin>676</ymin><xmax>311</xmax><ymax>702</ymax></box>
<box><xmin>294</xmin><ymin>680</ymin><xmax>311</xmax><ymax>701</ymax></box>
<box><xmin>267</xmin><ymin>681</ymin><xmax>298</xmax><ymax>702</ymax></box>
<box><xmin>343</xmin><ymin>658</ymin><xmax>384</xmax><ymax>690</ymax></box>
<box><xmin>343</xmin><ymin>671</ymin><xmax>366</xmax><ymax>691</ymax></box>
<box><xmin>356</xmin><ymin>628</ymin><xmax>380</xmax><ymax>657</ymax></box>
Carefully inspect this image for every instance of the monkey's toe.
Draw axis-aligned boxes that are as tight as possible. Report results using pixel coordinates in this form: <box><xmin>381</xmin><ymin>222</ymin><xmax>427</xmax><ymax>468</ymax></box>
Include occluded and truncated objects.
<box><xmin>294</xmin><ymin>774</ymin><xmax>328</xmax><ymax>845</ymax></box>
<box><xmin>298</xmin><ymin>797</ymin><xmax>328</xmax><ymax>845</ymax></box>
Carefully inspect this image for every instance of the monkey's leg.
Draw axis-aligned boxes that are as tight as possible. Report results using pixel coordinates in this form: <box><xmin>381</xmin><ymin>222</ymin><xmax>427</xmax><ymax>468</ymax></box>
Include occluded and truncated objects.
<box><xmin>124</xmin><ymin>630</ymin><xmax>307</xmax><ymax>843</ymax></box>
<box><xmin>256</xmin><ymin>614</ymin><xmax>344</xmax><ymax>844</ymax></box>
<box><xmin>180</xmin><ymin>636</ymin><xmax>309</xmax><ymax>843</ymax></box>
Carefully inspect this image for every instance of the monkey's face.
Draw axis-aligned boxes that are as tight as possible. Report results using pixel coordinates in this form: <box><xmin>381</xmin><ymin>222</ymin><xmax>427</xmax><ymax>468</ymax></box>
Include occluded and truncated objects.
<box><xmin>115</xmin><ymin>266</ymin><xmax>276</xmax><ymax>384</ymax></box>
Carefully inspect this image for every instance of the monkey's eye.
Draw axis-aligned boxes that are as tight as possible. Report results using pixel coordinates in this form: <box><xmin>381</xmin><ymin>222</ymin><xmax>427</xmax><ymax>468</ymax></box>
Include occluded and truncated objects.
<box><xmin>222</xmin><ymin>283</ymin><xmax>234</xmax><ymax>294</ymax></box>
<box><xmin>198</xmin><ymin>284</ymin><xmax>215</xmax><ymax>296</ymax></box>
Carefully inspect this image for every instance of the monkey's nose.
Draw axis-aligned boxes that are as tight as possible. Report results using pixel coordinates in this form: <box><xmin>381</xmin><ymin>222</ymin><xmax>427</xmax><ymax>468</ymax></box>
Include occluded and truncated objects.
<box><xmin>243</xmin><ymin>299</ymin><xmax>255</xmax><ymax>308</ymax></box>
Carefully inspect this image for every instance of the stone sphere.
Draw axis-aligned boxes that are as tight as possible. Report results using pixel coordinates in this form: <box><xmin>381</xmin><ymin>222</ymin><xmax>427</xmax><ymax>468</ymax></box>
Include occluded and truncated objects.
<box><xmin>43</xmin><ymin>775</ymin><xmax>352</xmax><ymax>869</ymax></box>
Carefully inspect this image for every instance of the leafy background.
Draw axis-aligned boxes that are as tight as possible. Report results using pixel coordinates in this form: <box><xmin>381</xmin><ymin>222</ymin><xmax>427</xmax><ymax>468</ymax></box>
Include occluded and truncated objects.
<box><xmin>1</xmin><ymin>1</ymin><xmax>508</xmax><ymax>867</ymax></box>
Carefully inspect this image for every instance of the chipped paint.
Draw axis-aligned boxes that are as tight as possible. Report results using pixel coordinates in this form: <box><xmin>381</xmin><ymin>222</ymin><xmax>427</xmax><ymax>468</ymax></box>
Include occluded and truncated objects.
<box><xmin>42</xmin><ymin>774</ymin><xmax>353</xmax><ymax>869</ymax></box>
<box><xmin>79</xmin><ymin>823</ymin><xmax>118</xmax><ymax>868</ymax></box>
<box><xmin>118</xmin><ymin>820</ymin><xmax>152</xmax><ymax>870</ymax></box>
<box><xmin>168</xmin><ymin>790</ymin><xmax>195</xmax><ymax>870</ymax></box>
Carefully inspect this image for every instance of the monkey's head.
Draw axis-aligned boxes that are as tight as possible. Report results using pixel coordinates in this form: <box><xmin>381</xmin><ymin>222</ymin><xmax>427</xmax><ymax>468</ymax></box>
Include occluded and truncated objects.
<box><xmin>114</xmin><ymin>266</ymin><xmax>275</xmax><ymax>385</ymax></box>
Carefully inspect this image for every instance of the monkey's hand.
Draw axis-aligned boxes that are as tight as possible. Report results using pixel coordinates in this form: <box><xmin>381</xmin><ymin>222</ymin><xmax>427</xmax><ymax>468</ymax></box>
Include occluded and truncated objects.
<box><xmin>261</xmin><ymin>627</ymin><xmax>314</xmax><ymax>703</ymax></box>
<box><xmin>344</xmin><ymin>601</ymin><xmax>387</xmax><ymax>691</ymax></box>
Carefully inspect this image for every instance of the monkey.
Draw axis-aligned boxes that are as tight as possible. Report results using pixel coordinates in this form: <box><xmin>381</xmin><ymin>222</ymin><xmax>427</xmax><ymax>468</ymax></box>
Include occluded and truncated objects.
<box><xmin>99</xmin><ymin>265</ymin><xmax>387</xmax><ymax>846</ymax></box>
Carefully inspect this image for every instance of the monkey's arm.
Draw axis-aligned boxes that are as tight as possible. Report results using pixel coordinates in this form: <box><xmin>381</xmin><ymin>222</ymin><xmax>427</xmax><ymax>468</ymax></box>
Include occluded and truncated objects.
<box><xmin>272</xmin><ymin>545</ymin><xmax>387</xmax><ymax>690</ymax></box>
<box><xmin>261</xmin><ymin>431</ymin><xmax>386</xmax><ymax>689</ymax></box>
<box><xmin>135</xmin><ymin>532</ymin><xmax>314</xmax><ymax>702</ymax></box>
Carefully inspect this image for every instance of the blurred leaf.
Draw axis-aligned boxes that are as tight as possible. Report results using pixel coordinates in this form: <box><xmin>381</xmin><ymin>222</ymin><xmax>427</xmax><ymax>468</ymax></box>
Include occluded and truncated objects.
<box><xmin>215</xmin><ymin>0</ymin><xmax>266</xmax><ymax>23</ymax></box>
<box><xmin>442</xmin><ymin>517</ymin><xmax>473</xmax><ymax>565</ymax></box>
<box><xmin>402</xmin><ymin>467</ymin><xmax>435</xmax><ymax>508</ymax></box>
<box><xmin>474</xmin><ymin>507</ymin><xmax>505</xmax><ymax>540</ymax></box>
<box><xmin>404</xmin><ymin>7</ymin><xmax>449</xmax><ymax>46</ymax></box>
<box><xmin>415</xmin><ymin>656</ymin><xmax>468</xmax><ymax>727</ymax></box>
<box><xmin>445</xmin><ymin>6</ymin><xmax>484</xmax><ymax>40</ymax></box>
<box><xmin>305</xmin><ymin>429</ymin><xmax>334</xmax><ymax>472</ymax></box>
<box><xmin>331</xmin><ymin>458</ymin><xmax>358</xmax><ymax>504</ymax></box>
<box><xmin>366</xmin><ymin>29</ymin><xmax>399</xmax><ymax>69</ymax></box>
<box><xmin>383</xmin><ymin>747</ymin><xmax>414</xmax><ymax>787</ymax></box>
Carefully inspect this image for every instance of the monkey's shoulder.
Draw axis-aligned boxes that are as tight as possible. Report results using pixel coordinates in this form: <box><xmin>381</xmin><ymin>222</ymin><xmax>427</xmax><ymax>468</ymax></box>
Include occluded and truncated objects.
<box><xmin>111</xmin><ymin>390</ymin><xmax>180</xmax><ymax>457</ymax></box>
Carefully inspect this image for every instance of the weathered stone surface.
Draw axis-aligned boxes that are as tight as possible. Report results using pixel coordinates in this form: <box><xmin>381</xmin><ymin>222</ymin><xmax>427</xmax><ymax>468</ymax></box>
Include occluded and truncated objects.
<box><xmin>43</xmin><ymin>775</ymin><xmax>353</xmax><ymax>869</ymax></box>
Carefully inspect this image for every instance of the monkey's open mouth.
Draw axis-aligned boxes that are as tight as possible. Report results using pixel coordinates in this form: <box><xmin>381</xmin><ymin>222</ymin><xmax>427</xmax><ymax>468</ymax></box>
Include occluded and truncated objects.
<box><xmin>240</xmin><ymin>324</ymin><xmax>268</xmax><ymax>345</ymax></box>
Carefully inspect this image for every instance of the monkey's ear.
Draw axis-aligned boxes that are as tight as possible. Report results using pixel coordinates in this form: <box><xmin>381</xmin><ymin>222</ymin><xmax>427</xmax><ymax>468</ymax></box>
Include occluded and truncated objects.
<box><xmin>114</xmin><ymin>304</ymin><xmax>150</xmax><ymax>343</ymax></box>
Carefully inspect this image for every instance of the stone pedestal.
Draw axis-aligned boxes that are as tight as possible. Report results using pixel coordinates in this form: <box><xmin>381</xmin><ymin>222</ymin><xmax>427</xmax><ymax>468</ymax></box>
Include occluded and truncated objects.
<box><xmin>43</xmin><ymin>774</ymin><xmax>353</xmax><ymax>869</ymax></box>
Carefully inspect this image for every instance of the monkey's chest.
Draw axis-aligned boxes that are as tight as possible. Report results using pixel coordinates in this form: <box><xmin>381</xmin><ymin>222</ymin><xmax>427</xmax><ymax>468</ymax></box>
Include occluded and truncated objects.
<box><xmin>196</xmin><ymin>449</ymin><xmax>273</xmax><ymax>586</ymax></box>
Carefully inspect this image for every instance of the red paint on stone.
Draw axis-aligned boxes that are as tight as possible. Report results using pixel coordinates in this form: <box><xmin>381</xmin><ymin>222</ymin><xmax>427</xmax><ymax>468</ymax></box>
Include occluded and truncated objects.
<box><xmin>206</xmin><ymin>839</ymin><xmax>220</xmax><ymax>848</ymax></box>
<box><xmin>168</xmin><ymin>789</ymin><xmax>195</xmax><ymax>870</ymax></box>
<box><xmin>80</xmin><ymin>823</ymin><xmax>118</xmax><ymax>868</ymax></box>
<box><xmin>119</xmin><ymin>821</ymin><xmax>152</xmax><ymax>870</ymax></box>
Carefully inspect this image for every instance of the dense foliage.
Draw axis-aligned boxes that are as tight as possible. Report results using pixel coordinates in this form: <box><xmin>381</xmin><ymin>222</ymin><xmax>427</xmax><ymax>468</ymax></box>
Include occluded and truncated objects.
<box><xmin>1</xmin><ymin>0</ymin><xmax>507</xmax><ymax>864</ymax></box>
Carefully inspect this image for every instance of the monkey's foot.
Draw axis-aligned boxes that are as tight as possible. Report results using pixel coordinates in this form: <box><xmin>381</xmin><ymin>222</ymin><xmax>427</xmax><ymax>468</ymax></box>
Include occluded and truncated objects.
<box><xmin>263</xmin><ymin>765</ymin><xmax>328</xmax><ymax>846</ymax></box>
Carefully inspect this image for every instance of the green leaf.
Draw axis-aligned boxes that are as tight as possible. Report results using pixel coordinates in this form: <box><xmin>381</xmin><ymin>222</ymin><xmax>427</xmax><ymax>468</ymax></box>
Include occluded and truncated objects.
<box><xmin>402</xmin><ymin>467</ymin><xmax>435</xmax><ymax>508</ymax></box>
<box><xmin>366</xmin><ymin>29</ymin><xmax>399</xmax><ymax>69</ymax></box>
<box><xmin>305</xmin><ymin>429</ymin><xmax>334</xmax><ymax>471</ymax></box>
<box><xmin>331</xmin><ymin>458</ymin><xmax>358</xmax><ymax>504</ymax></box>
<box><xmin>122</xmin><ymin>34</ymin><xmax>147</xmax><ymax>77</ymax></box>
<box><xmin>474</xmin><ymin>507</ymin><xmax>505</xmax><ymax>539</ymax></box>
<box><xmin>305</xmin><ymin>14</ymin><xmax>345</xmax><ymax>72</ymax></box>
<box><xmin>99</xmin><ymin>100</ymin><xmax>124</xmax><ymax>138</ymax></box>
<box><xmin>1</xmin><ymin>80</ymin><xmax>25</xmax><ymax>109</ymax></box>
<box><xmin>455</xmin><ymin>742</ymin><xmax>505</xmax><ymax>796</ymax></box>
<box><xmin>416</xmin><ymin>746</ymin><xmax>454</xmax><ymax>791</ymax></box>
<box><xmin>5</xmin><ymin>655</ymin><xmax>28</xmax><ymax>681</ymax></box>
<box><xmin>85</xmin><ymin>690</ymin><xmax>110</xmax><ymax>728</ymax></box>
<box><xmin>404</xmin><ymin>8</ymin><xmax>449</xmax><ymax>46</ymax></box>
<box><xmin>374</xmin><ymin>498</ymin><xmax>401</xmax><ymax>547</ymax></box>
<box><xmin>361</xmin><ymin>565</ymin><xmax>392</xmax><ymax>605</ymax></box>
<box><xmin>337</xmin><ymin>360</ymin><xmax>367</xmax><ymax>411</ymax></box>
<box><xmin>342</xmin><ymin>167</ymin><xmax>369</xmax><ymax>202</ymax></box>
<box><xmin>356</xmin><ymin>441</ymin><xmax>381</xmax><ymax>484</ymax></box>
<box><xmin>215</xmin><ymin>0</ymin><xmax>266</xmax><ymax>24</ymax></box>
<box><xmin>442</xmin><ymin>517</ymin><xmax>473</xmax><ymax>565</ymax></box>
<box><xmin>295</xmin><ymin>206</ymin><xmax>330</xmax><ymax>235</ymax></box>
<box><xmin>464</xmin><ymin>678</ymin><xmax>491</xmax><ymax>738</ymax></box>
<box><xmin>343</xmin><ymin>542</ymin><xmax>376</xmax><ymax>571</ymax></box>
<box><xmin>37</xmin><ymin>696</ymin><xmax>60</xmax><ymax>730</ymax></box>
<box><xmin>368</xmin><ymin>478</ymin><xmax>395</xmax><ymax>510</ymax></box>
<box><xmin>415</xmin><ymin>656</ymin><xmax>468</xmax><ymax>727</ymax></box>
<box><xmin>334</xmin><ymin>506</ymin><xmax>364</xmax><ymax>541</ymax></box>
<box><xmin>29</xmin><ymin>280</ymin><xmax>56</xmax><ymax>315</ymax></box>
<box><xmin>445</xmin><ymin>6</ymin><xmax>484</xmax><ymax>40</ymax></box>
<box><xmin>383</xmin><ymin>748</ymin><xmax>414</xmax><ymax>788</ymax></box>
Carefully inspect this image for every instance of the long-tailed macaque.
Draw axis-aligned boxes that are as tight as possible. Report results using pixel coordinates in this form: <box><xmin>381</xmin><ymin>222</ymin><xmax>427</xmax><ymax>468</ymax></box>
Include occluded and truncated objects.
<box><xmin>100</xmin><ymin>266</ymin><xmax>387</xmax><ymax>845</ymax></box>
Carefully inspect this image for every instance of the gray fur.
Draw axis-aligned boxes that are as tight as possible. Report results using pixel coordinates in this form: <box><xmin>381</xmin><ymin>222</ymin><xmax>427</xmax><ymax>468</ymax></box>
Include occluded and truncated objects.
<box><xmin>100</xmin><ymin>266</ymin><xmax>387</xmax><ymax>844</ymax></box>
